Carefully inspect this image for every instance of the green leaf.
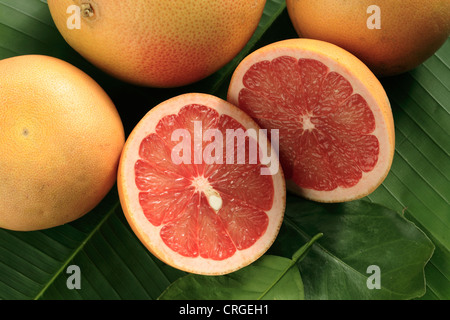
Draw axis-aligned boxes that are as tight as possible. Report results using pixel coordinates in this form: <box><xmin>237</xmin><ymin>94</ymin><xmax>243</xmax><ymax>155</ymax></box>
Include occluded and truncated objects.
<box><xmin>270</xmin><ymin>195</ymin><xmax>435</xmax><ymax>300</ymax></box>
<box><xmin>158</xmin><ymin>233</ymin><xmax>322</xmax><ymax>300</ymax></box>
<box><xmin>0</xmin><ymin>0</ymin><xmax>288</xmax><ymax>300</ymax></box>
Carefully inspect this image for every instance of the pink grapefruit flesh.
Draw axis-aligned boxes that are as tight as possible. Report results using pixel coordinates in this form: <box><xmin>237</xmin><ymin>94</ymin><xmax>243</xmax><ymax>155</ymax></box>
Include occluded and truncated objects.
<box><xmin>228</xmin><ymin>39</ymin><xmax>395</xmax><ymax>202</ymax></box>
<box><xmin>118</xmin><ymin>93</ymin><xmax>285</xmax><ymax>275</ymax></box>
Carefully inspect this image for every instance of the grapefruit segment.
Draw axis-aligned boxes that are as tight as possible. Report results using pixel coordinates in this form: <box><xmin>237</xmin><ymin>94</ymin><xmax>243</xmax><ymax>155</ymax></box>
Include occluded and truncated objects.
<box><xmin>197</xmin><ymin>193</ymin><xmax>236</xmax><ymax>260</ymax></box>
<box><xmin>160</xmin><ymin>193</ymin><xmax>201</xmax><ymax>258</ymax></box>
<box><xmin>138</xmin><ymin>133</ymin><xmax>192</xmax><ymax>177</ymax></box>
<box><xmin>134</xmin><ymin>159</ymin><xmax>191</xmax><ymax>193</ymax></box>
<box><xmin>228</xmin><ymin>39</ymin><xmax>395</xmax><ymax>202</ymax></box>
<box><xmin>209</xmin><ymin>164</ymin><xmax>274</xmax><ymax>211</ymax></box>
<box><xmin>118</xmin><ymin>93</ymin><xmax>285</xmax><ymax>275</ymax></box>
<box><xmin>138</xmin><ymin>190</ymin><xmax>195</xmax><ymax>226</ymax></box>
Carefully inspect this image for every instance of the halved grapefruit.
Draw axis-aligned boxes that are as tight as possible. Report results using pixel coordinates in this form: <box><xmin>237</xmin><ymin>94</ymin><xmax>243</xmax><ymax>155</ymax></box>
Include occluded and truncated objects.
<box><xmin>118</xmin><ymin>93</ymin><xmax>285</xmax><ymax>275</ymax></box>
<box><xmin>228</xmin><ymin>39</ymin><xmax>395</xmax><ymax>202</ymax></box>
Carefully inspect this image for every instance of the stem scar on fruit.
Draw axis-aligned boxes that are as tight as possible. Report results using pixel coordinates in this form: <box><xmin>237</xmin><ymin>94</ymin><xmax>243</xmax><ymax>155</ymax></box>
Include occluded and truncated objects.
<box><xmin>81</xmin><ymin>3</ymin><xmax>94</xmax><ymax>18</ymax></box>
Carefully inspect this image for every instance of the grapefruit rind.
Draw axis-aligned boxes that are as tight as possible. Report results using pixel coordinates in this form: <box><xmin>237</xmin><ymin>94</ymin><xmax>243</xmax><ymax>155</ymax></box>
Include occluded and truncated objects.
<box><xmin>228</xmin><ymin>39</ymin><xmax>395</xmax><ymax>202</ymax></box>
<box><xmin>118</xmin><ymin>93</ymin><xmax>285</xmax><ymax>275</ymax></box>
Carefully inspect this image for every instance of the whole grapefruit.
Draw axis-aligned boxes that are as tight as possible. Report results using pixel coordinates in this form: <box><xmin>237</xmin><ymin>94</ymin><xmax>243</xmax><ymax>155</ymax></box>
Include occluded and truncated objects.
<box><xmin>286</xmin><ymin>0</ymin><xmax>450</xmax><ymax>76</ymax></box>
<box><xmin>0</xmin><ymin>55</ymin><xmax>125</xmax><ymax>231</ymax></box>
<box><xmin>48</xmin><ymin>0</ymin><xmax>267</xmax><ymax>88</ymax></box>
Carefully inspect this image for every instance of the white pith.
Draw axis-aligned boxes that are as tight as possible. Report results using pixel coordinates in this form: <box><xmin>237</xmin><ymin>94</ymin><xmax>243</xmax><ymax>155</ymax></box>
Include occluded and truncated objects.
<box><xmin>301</xmin><ymin>113</ymin><xmax>315</xmax><ymax>131</ymax></box>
